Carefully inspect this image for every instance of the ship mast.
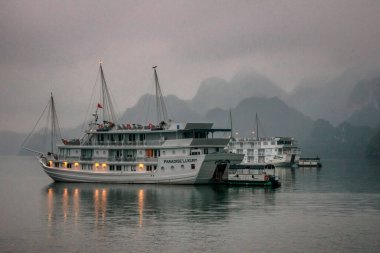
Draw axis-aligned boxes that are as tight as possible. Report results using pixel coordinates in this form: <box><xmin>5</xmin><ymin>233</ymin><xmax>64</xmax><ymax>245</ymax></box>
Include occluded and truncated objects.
<box><xmin>21</xmin><ymin>92</ymin><xmax>62</xmax><ymax>155</ymax></box>
<box><xmin>99</xmin><ymin>63</ymin><xmax>117</xmax><ymax>124</ymax></box>
<box><xmin>153</xmin><ymin>66</ymin><xmax>168</xmax><ymax>125</ymax></box>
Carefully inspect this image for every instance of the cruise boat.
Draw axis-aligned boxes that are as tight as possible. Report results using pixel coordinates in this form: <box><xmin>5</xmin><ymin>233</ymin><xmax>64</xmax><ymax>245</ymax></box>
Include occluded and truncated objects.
<box><xmin>228</xmin><ymin>137</ymin><xmax>300</xmax><ymax>167</ymax></box>
<box><xmin>26</xmin><ymin>64</ymin><xmax>244</xmax><ymax>184</ymax></box>
<box><xmin>227</xmin><ymin>113</ymin><xmax>300</xmax><ymax>167</ymax></box>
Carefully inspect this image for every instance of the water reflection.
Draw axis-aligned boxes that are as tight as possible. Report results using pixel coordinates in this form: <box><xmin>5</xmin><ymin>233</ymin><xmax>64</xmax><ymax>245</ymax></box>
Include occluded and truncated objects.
<box><xmin>43</xmin><ymin>183</ymin><xmax>278</xmax><ymax>231</ymax></box>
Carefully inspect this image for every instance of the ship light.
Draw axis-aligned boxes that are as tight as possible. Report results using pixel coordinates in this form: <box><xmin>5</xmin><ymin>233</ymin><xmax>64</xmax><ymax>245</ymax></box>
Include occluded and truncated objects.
<box><xmin>102</xmin><ymin>163</ymin><xmax>107</xmax><ymax>168</ymax></box>
<box><xmin>95</xmin><ymin>162</ymin><xmax>99</xmax><ymax>167</ymax></box>
<box><xmin>138</xmin><ymin>163</ymin><xmax>144</xmax><ymax>168</ymax></box>
<box><xmin>74</xmin><ymin>162</ymin><xmax>79</xmax><ymax>167</ymax></box>
<box><xmin>49</xmin><ymin>161</ymin><xmax>53</xmax><ymax>167</ymax></box>
<box><xmin>63</xmin><ymin>161</ymin><xmax>68</xmax><ymax>168</ymax></box>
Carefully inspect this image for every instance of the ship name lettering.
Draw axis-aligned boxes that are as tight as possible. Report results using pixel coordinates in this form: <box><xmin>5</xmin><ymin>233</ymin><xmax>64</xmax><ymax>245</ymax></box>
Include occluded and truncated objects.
<box><xmin>163</xmin><ymin>158</ymin><xmax>197</xmax><ymax>164</ymax></box>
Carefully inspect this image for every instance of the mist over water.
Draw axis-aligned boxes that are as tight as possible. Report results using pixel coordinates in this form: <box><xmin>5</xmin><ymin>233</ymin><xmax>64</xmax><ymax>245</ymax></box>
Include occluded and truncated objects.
<box><xmin>0</xmin><ymin>156</ymin><xmax>380</xmax><ymax>252</ymax></box>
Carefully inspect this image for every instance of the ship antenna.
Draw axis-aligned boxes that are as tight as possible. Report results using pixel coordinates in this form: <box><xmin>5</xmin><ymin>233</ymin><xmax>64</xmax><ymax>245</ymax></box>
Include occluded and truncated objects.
<box><xmin>153</xmin><ymin>66</ymin><xmax>168</xmax><ymax>125</ymax></box>
<box><xmin>229</xmin><ymin>109</ymin><xmax>233</xmax><ymax>140</ymax></box>
<box><xmin>256</xmin><ymin>113</ymin><xmax>259</xmax><ymax>140</ymax></box>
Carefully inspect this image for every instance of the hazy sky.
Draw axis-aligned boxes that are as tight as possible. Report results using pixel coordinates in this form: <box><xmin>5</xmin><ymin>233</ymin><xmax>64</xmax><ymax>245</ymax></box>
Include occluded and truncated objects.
<box><xmin>1</xmin><ymin>0</ymin><xmax>380</xmax><ymax>132</ymax></box>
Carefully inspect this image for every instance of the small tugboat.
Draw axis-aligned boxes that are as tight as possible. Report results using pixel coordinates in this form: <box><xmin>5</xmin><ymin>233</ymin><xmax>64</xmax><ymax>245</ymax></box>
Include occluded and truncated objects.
<box><xmin>227</xmin><ymin>164</ymin><xmax>281</xmax><ymax>187</ymax></box>
<box><xmin>298</xmin><ymin>157</ymin><xmax>322</xmax><ymax>168</ymax></box>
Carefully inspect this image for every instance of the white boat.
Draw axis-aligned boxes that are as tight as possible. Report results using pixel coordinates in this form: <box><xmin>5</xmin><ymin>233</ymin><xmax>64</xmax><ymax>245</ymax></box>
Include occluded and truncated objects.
<box><xmin>228</xmin><ymin>137</ymin><xmax>300</xmax><ymax>167</ymax></box>
<box><xmin>228</xmin><ymin>137</ymin><xmax>301</xmax><ymax>167</ymax></box>
<box><xmin>227</xmin><ymin>113</ymin><xmax>300</xmax><ymax>167</ymax></box>
<box><xmin>27</xmin><ymin>64</ymin><xmax>244</xmax><ymax>184</ymax></box>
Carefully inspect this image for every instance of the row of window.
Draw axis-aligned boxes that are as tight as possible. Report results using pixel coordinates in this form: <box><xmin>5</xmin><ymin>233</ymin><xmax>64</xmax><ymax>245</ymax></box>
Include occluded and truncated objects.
<box><xmin>161</xmin><ymin>163</ymin><xmax>196</xmax><ymax>171</ymax></box>
<box><xmin>52</xmin><ymin>162</ymin><xmax>196</xmax><ymax>172</ymax></box>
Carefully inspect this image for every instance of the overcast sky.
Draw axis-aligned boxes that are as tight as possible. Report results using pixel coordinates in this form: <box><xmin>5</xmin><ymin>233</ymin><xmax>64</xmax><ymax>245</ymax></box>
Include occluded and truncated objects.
<box><xmin>1</xmin><ymin>0</ymin><xmax>380</xmax><ymax>132</ymax></box>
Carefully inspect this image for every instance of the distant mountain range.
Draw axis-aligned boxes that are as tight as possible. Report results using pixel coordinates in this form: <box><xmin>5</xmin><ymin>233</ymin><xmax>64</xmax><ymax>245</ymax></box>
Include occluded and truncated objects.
<box><xmin>206</xmin><ymin>96</ymin><xmax>313</xmax><ymax>140</ymax></box>
<box><xmin>286</xmin><ymin>67</ymin><xmax>380</xmax><ymax>126</ymax></box>
<box><xmin>301</xmin><ymin>119</ymin><xmax>377</xmax><ymax>158</ymax></box>
<box><xmin>2</xmin><ymin>65</ymin><xmax>380</xmax><ymax>158</ymax></box>
<box><xmin>189</xmin><ymin>71</ymin><xmax>285</xmax><ymax>114</ymax></box>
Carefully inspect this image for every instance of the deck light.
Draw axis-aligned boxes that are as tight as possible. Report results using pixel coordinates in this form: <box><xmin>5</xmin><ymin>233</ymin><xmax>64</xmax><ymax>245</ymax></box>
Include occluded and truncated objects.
<box><xmin>74</xmin><ymin>162</ymin><xmax>79</xmax><ymax>167</ymax></box>
<box><xmin>63</xmin><ymin>161</ymin><xmax>68</xmax><ymax>168</ymax></box>
<box><xmin>95</xmin><ymin>162</ymin><xmax>99</xmax><ymax>167</ymax></box>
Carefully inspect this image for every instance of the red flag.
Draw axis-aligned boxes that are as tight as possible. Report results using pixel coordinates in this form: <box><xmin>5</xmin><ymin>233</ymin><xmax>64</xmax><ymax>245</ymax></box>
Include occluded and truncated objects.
<box><xmin>97</xmin><ymin>103</ymin><xmax>103</xmax><ymax>109</ymax></box>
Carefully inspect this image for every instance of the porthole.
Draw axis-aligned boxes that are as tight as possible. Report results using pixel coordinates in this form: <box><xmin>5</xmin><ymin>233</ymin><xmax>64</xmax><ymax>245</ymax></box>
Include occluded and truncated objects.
<box><xmin>171</xmin><ymin>165</ymin><xmax>174</xmax><ymax>170</ymax></box>
<box><xmin>181</xmin><ymin>164</ymin><xmax>185</xmax><ymax>169</ymax></box>
<box><xmin>161</xmin><ymin>166</ymin><xmax>165</xmax><ymax>171</ymax></box>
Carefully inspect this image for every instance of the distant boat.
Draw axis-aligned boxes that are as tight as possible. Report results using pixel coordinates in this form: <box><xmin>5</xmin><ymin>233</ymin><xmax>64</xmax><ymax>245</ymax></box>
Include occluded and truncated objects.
<box><xmin>228</xmin><ymin>114</ymin><xmax>300</xmax><ymax>167</ymax></box>
<box><xmin>298</xmin><ymin>157</ymin><xmax>322</xmax><ymax>168</ymax></box>
<box><xmin>23</xmin><ymin>63</ymin><xmax>244</xmax><ymax>184</ymax></box>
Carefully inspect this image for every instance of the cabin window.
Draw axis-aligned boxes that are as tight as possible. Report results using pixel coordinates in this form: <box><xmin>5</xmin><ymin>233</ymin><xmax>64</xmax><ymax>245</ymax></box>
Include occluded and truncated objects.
<box><xmin>216</xmin><ymin>147</ymin><xmax>219</xmax><ymax>152</ymax></box>
<box><xmin>67</xmin><ymin>163</ymin><xmax>72</xmax><ymax>168</ymax></box>
<box><xmin>110</xmin><ymin>165</ymin><xmax>115</xmax><ymax>171</ymax></box>
<box><xmin>181</xmin><ymin>164</ymin><xmax>185</xmax><ymax>169</ymax></box>
<box><xmin>116</xmin><ymin>165</ymin><xmax>122</xmax><ymax>171</ymax></box>
<box><xmin>171</xmin><ymin>165</ymin><xmax>174</xmax><ymax>170</ymax></box>
<box><xmin>162</xmin><ymin>150</ymin><xmax>166</xmax><ymax>155</ymax></box>
<box><xmin>204</xmin><ymin>148</ymin><xmax>208</xmax><ymax>154</ymax></box>
<box><xmin>172</xmin><ymin>150</ymin><xmax>175</xmax><ymax>155</ymax></box>
<box><xmin>55</xmin><ymin>162</ymin><xmax>59</xmax><ymax>167</ymax></box>
<box><xmin>161</xmin><ymin>166</ymin><xmax>165</xmax><ymax>171</ymax></box>
<box><xmin>191</xmin><ymin>164</ymin><xmax>196</xmax><ymax>170</ymax></box>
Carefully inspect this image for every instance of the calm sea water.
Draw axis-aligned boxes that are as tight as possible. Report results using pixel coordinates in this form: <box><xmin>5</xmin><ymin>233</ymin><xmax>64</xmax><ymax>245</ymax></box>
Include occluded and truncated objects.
<box><xmin>0</xmin><ymin>156</ymin><xmax>379</xmax><ymax>253</ymax></box>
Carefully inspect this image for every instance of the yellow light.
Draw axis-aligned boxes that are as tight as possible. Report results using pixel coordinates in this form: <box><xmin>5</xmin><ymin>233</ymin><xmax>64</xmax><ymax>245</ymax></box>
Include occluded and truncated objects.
<box><xmin>102</xmin><ymin>163</ymin><xmax>107</xmax><ymax>168</ymax></box>
<box><xmin>95</xmin><ymin>163</ymin><xmax>99</xmax><ymax>167</ymax></box>
<box><xmin>138</xmin><ymin>163</ymin><xmax>144</xmax><ymax>168</ymax></box>
<box><xmin>74</xmin><ymin>162</ymin><xmax>79</xmax><ymax>167</ymax></box>
<box><xmin>63</xmin><ymin>161</ymin><xmax>68</xmax><ymax>168</ymax></box>
<box><xmin>49</xmin><ymin>161</ymin><xmax>53</xmax><ymax>167</ymax></box>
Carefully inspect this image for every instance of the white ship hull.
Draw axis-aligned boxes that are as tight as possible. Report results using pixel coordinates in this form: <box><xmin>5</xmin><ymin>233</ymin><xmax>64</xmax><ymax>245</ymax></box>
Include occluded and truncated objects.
<box><xmin>40</xmin><ymin>153</ymin><xmax>243</xmax><ymax>184</ymax></box>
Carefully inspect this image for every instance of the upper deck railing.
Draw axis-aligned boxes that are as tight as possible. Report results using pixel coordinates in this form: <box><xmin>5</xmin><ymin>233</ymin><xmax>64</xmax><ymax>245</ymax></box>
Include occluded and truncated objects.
<box><xmin>60</xmin><ymin>140</ymin><xmax>165</xmax><ymax>147</ymax></box>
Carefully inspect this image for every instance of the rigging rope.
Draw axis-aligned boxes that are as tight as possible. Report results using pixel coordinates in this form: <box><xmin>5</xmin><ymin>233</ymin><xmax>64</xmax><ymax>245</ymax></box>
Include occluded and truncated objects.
<box><xmin>21</xmin><ymin>98</ymin><xmax>50</xmax><ymax>149</ymax></box>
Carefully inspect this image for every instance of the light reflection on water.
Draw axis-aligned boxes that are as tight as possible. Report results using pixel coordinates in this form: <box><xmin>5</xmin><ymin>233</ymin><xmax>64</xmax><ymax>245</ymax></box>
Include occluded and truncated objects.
<box><xmin>1</xmin><ymin>156</ymin><xmax>380</xmax><ymax>252</ymax></box>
